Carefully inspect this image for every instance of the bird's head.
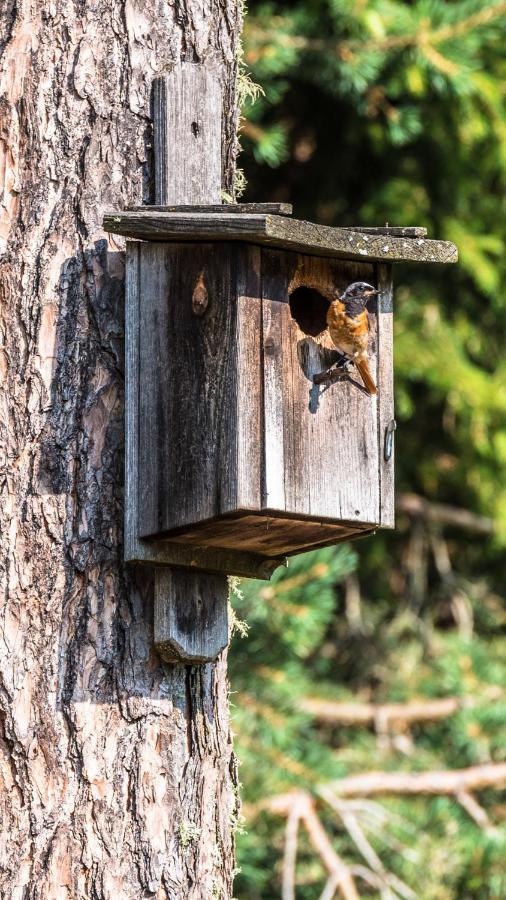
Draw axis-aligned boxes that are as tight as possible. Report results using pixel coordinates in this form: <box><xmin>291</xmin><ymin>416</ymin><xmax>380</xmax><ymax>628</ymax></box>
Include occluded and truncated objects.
<box><xmin>338</xmin><ymin>281</ymin><xmax>379</xmax><ymax>317</ymax></box>
<box><xmin>341</xmin><ymin>282</ymin><xmax>378</xmax><ymax>303</ymax></box>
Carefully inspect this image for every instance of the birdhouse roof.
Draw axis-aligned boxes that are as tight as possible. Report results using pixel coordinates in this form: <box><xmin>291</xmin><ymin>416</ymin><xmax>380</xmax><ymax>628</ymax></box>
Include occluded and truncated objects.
<box><xmin>104</xmin><ymin>205</ymin><xmax>457</xmax><ymax>265</ymax></box>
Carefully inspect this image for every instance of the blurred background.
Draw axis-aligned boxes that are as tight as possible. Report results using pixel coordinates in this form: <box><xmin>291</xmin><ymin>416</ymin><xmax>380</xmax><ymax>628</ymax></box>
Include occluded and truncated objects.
<box><xmin>229</xmin><ymin>1</ymin><xmax>506</xmax><ymax>897</ymax></box>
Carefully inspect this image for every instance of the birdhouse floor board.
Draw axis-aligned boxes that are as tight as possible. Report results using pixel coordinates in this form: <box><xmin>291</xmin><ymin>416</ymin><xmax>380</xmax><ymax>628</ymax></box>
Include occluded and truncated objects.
<box><xmin>155</xmin><ymin>512</ymin><xmax>375</xmax><ymax>557</ymax></box>
<box><xmin>104</xmin><ymin>212</ymin><xmax>458</xmax><ymax>265</ymax></box>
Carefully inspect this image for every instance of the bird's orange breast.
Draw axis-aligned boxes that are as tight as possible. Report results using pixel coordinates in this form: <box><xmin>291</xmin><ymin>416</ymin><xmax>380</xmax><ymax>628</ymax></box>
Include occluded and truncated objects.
<box><xmin>326</xmin><ymin>301</ymin><xmax>370</xmax><ymax>358</ymax></box>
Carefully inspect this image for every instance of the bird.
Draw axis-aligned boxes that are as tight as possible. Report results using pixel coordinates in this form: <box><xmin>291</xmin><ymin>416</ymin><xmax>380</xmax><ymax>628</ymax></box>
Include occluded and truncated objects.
<box><xmin>326</xmin><ymin>281</ymin><xmax>378</xmax><ymax>394</ymax></box>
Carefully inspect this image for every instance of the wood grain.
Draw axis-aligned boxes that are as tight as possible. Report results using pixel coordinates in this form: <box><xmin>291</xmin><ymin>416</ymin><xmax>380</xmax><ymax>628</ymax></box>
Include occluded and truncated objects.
<box><xmin>137</xmin><ymin>242</ymin><xmax>247</xmax><ymax>537</ymax></box>
<box><xmin>150</xmin><ymin>65</ymin><xmax>229</xmax><ymax>664</ymax></box>
<box><xmin>344</xmin><ymin>226</ymin><xmax>427</xmax><ymax>237</ymax></box>
<box><xmin>104</xmin><ymin>211</ymin><xmax>458</xmax><ymax>265</ymax></box>
<box><xmin>376</xmin><ymin>264</ymin><xmax>395</xmax><ymax>528</ymax></box>
<box><xmin>153</xmin><ymin>68</ymin><xmax>222</xmax><ymax>205</ymax></box>
<box><xmin>154</xmin><ymin>569</ymin><xmax>229</xmax><ymax>663</ymax></box>
<box><xmin>261</xmin><ymin>250</ymin><xmax>381</xmax><ymax>525</ymax></box>
<box><xmin>128</xmin><ymin>202</ymin><xmax>293</xmax><ymax>215</ymax></box>
<box><xmin>165</xmin><ymin>513</ymin><xmax>375</xmax><ymax>557</ymax></box>
<box><xmin>124</xmin><ymin>242</ymin><xmax>141</xmax><ymax>564</ymax></box>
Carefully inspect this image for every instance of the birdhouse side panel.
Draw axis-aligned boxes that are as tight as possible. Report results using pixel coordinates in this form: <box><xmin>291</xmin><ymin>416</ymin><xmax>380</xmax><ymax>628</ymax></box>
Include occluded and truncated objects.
<box><xmin>137</xmin><ymin>242</ymin><xmax>261</xmax><ymax>539</ymax></box>
<box><xmin>261</xmin><ymin>249</ymin><xmax>381</xmax><ymax>526</ymax></box>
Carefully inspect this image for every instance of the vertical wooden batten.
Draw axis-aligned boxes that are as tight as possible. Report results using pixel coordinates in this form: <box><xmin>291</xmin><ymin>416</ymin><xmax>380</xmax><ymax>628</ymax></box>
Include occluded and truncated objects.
<box><xmin>153</xmin><ymin>67</ymin><xmax>222</xmax><ymax>206</ymax></box>
<box><xmin>149</xmin><ymin>66</ymin><xmax>228</xmax><ymax>662</ymax></box>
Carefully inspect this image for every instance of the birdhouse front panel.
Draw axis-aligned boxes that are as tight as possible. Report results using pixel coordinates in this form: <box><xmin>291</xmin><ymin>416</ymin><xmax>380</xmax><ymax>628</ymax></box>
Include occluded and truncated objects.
<box><xmin>134</xmin><ymin>241</ymin><xmax>394</xmax><ymax>558</ymax></box>
<box><xmin>260</xmin><ymin>248</ymin><xmax>384</xmax><ymax>526</ymax></box>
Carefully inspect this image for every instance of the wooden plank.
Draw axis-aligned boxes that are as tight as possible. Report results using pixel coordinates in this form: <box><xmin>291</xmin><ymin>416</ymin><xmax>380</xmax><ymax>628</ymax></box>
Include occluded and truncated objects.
<box><xmin>124</xmin><ymin>242</ymin><xmax>141</xmax><ymax>563</ymax></box>
<box><xmin>128</xmin><ymin>202</ymin><xmax>293</xmax><ymax>216</ymax></box>
<box><xmin>154</xmin><ymin>569</ymin><xmax>228</xmax><ymax>663</ymax></box>
<box><xmin>344</xmin><ymin>226</ymin><xmax>427</xmax><ymax>238</ymax></box>
<box><xmin>261</xmin><ymin>250</ymin><xmax>380</xmax><ymax>525</ymax></box>
<box><xmin>104</xmin><ymin>211</ymin><xmax>458</xmax><ymax>265</ymax></box>
<box><xmin>127</xmin><ymin>539</ymin><xmax>284</xmax><ymax>579</ymax></box>
<box><xmin>262</xmin><ymin>249</ymin><xmax>287</xmax><ymax>511</ymax></box>
<box><xmin>166</xmin><ymin>512</ymin><xmax>373</xmax><ymax>557</ymax></box>
<box><xmin>150</xmin><ymin>64</ymin><xmax>229</xmax><ymax>663</ymax></box>
<box><xmin>153</xmin><ymin>67</ymin><xmax>222</xmax><ymax>205</ymax></box>
<box><xmin>234</xmin><ymin>244</ymin><xmax>264</xmax><ymax>511</ymax></box>
<box><xmin>376</xmin><ymin>264</ymin><xmax>395</xmax><ymax>528</ymax></box>
<box><xmin>137</xmin><ymin>242</ymin><xmax>239</xmax><ymax>535</ymax></box>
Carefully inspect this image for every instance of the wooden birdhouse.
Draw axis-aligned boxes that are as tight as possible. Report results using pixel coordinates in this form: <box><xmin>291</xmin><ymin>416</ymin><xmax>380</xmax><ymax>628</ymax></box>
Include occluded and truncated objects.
<box><xmin>105</xmin><ymin>206</ymin><xmax>457</xmax><ymax>580</ymax></box>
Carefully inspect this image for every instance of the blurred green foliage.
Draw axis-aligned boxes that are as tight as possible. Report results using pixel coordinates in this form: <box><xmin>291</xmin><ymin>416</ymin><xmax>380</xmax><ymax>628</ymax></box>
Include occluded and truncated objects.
<box><xmin>230</xmin><ymin>1</ymin><xmax>506</xmax><ymax>897</ymax></box>
<box><xmin>231</xmin><ymin>546</ymin><xmax>506</xmax><ymax>898</ymax></box>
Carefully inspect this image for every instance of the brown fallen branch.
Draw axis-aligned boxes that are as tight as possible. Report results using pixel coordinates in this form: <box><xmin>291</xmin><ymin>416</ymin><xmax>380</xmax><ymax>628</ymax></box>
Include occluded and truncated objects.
<box><xmin>269</xmin><ymin>793</ymin><xmax>359</xmax><ymax>900</ymax></box>
<box><xmin>320</xmin><ymin>788</ymin><xmax>416</xmax><ymax>900</ymax></box>
<box><xmin>456</xmin><ymin>791</ymin><xmax>495</xmax><ymax>834</ymax></box>
<box><xmin>396</xmin><ymin>493</ymin><xmax>494</xmax><ymax>535</ymax></box>
<box><xmin>330</xmin><ymin>763</ymin><xmax>506</xmax><ymax>798</ymax></box>
<box><xmin>281</xmin><ymin>801</ymin><xmax>301</xmax><ymax>900</ymax></box>
<box><xmin>300</xmin><ymin>696</ymin><xmax>464</xmax><ymax>728</ymax></box>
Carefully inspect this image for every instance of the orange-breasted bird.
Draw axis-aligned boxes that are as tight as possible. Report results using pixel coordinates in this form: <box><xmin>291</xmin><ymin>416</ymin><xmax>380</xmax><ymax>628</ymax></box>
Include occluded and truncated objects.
<box><xmin>326</xmin><ymin>281</ymin><xmax>378</xmax><ymax>394</ymax></box>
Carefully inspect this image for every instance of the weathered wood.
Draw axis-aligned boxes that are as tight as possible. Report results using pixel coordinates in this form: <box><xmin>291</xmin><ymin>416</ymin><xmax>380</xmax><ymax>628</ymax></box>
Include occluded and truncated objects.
<box><xmin>154</xmin><ymin>569</ymin><xmax>229</xmax><ymax>662</ymax></box>
<box><xmin>165</xmin><ymin>514</ymin><xmax>375</xmax><ymax>556</ymax></box>
<box><xmin>125</xmin><ymin>240</ymin><xmax>281</xmax><ymax>579</ymax></box>
<box><xmin>137</xmin><ymin>242</ymin><xmax>261</xmax><ymax>538</ymax></box>
<box><xmin>135</xmin><ymin>243</ymin><xmax>385</xmax><ymax>552</ymax></box>
<box><xmin>376</xmin><ymin>264</ymin><xmax>395</xmax><ymax>528</ymax></box>
<box><xmin>129</xmin><ymin>202</ymin><xmax>293</xmax><ymax>215</ymax></box>
<box><xmin>234</xmin><ymin>244</ymin><xmax>264</xmax><ymax>511</ymax></box>
<box><xmin>153</xmin><ymin>68</ymin><xmax>222</xmax><ymax>205</ymax></box>
<box><xmin>149</xmin><ymin>65</ymin><xmax>231</xmax><ymax>664</ymax></box>
<box><xmin>128</xmin><ymin>538</ymin><xmax>285</xmax><ymax>579</ymax></box>
<box><xmin>125</xmin><ymin>241</ymin><xmax>276</xmax><ymax>576</ymax></box>
<box><xmin>104</xmin><ymin>211</ymin><xmax>458</xmax><ymax>265</ymax></box>
<box><xmin>125</xmin><ymin>242</ymin><xmax>142</xmax><ymax>567</ymax></box>
<box><xmin>262</xmin><ymin>250</ymin><xmax>381</xmax><ymax>524</ymax></box>
<box><xmin>344</xmin><ymin>226</ymin><xmax>427</xmax><ymax>237</ymax></box>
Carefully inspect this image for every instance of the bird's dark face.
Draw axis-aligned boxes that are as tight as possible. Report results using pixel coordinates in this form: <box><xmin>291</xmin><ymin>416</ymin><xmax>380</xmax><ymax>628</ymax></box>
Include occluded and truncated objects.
<box><xmin>339</xmin><ymin>281</ymin><xmax>378</xmax><ymax>317</ymax></box>
<box><xmin>341</xmin><ymin>281</ymin><xmax>378</xmax><ymax>303</ymax></box>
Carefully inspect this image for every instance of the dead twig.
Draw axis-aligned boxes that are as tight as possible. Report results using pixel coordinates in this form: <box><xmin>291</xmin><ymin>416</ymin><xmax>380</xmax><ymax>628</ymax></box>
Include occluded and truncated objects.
<box><xmin>456</xmin><ymin>791</ymin><xmax>496</xmax><ymax>835</ymax></box>
<box><xmin>329</xmin><ymin>762</ymin><xmax>506</xmax><ymax>798</ymax></box>
<box><xmin>397</xmin><ymin>493</ymin><xmax>494</xmax><ymax>535</ymax></box>
<box><xmin>320</xmin><ymin>788</ymin><xmax>416</xmax><ymax>900</ymax></box>
<box><xmin>269</xmin><ymin>793</ymin><xmax>359</xmax><ymax>900</ymax></box>
<box><xmin>300</xmin><ymin>696</ymin><xmax>464</xmax><ymax>728</ymax></box>
<box><xmin>282</xmin><ymin>800</ymin><xmax>303</xmax><ymax>900</ymax></box>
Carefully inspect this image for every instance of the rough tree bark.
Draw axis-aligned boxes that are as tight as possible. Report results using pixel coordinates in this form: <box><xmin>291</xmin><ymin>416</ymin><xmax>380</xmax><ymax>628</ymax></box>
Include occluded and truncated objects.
<box><xmin>0</xmin><ymin>2</ymin><xmax>242</xmax><ymax>897</ymax></box>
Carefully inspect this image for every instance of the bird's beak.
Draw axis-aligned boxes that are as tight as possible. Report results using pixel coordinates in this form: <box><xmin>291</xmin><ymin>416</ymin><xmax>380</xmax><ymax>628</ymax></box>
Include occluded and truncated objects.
<box><xmin>368</xmin><ymin>288</ymin><xmax>379</xmax><ymax>296</ymax></box>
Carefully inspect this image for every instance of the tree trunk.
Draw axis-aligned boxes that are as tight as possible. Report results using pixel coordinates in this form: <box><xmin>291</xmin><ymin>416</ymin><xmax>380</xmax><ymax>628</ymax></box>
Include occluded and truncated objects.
<box><xmin>0</xmin><ymin>2</ymin><xmax>242</xmax><ymax>897</ymax></box>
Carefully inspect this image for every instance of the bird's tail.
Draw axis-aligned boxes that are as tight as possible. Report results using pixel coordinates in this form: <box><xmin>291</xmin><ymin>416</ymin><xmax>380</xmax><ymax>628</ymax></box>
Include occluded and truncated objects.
<box><xmin>355</xmin><ymin>359</ymin><xmax>377</xmax><ymax>395</ymax></box>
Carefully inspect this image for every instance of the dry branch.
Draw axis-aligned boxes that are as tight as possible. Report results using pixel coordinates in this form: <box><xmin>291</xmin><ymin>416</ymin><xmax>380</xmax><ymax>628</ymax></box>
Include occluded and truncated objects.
<box><xmin>397</xmin><ymin>493</ymin><xmax>494</xmax><ymax>534</ymax></box>
<box><xmin>282</xmin><ymin>801</ymin><xmax>302</xmax><ymax>900</ymax></box>
<box><xmin>456</xmin><ymin>791</ymin><xmax>495</xmax><ymax>833</ymax></box>
<box><xmin>301</xmin><ymin>696</ymin><xmax>463</xmax><ymax>727</ymax></box>
<box><xmin>269</xmin><ymin>793</ymin><xmax>359</xmax><ymax>900</ymax></box>
<box><xmin>330</xmin><ymin>763</ymin><xmax>506</xmax><ymax>798</ymax></box>
<box><xmin>320</xmin><ymin>789</ymin><xmax>416</xmax><ymax>900</ymax></box>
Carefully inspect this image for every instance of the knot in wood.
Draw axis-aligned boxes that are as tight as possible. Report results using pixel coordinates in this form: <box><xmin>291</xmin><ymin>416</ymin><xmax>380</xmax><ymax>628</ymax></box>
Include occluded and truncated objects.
<box><xmin>192</xmin><ymin>271</ymin><xmax>209</xmax><ymax>316</ymax></box>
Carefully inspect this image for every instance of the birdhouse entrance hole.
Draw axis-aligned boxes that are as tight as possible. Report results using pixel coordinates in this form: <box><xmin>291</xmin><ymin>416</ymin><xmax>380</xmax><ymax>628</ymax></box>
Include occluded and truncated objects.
<box><xmin>289</xmin><ymin>285</ymin><xmax>330</xmax><ymax>337</ymax></box>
